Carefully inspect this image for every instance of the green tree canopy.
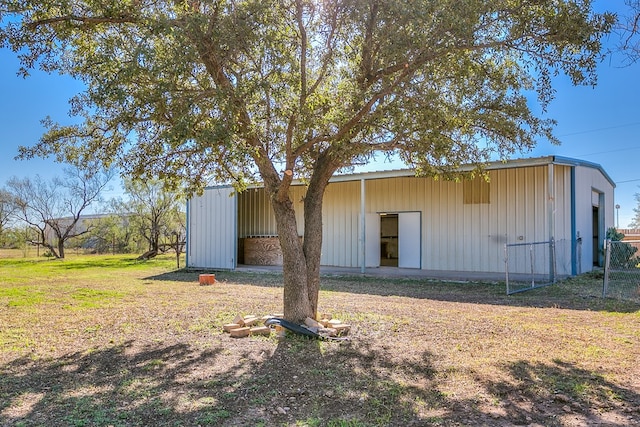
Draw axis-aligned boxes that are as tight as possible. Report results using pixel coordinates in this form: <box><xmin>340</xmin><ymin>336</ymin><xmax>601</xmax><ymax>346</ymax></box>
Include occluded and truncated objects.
<box><xmin>0</xmin><ymin>0</ymin><xmax>615</xmax><ymax>321</ymax></box>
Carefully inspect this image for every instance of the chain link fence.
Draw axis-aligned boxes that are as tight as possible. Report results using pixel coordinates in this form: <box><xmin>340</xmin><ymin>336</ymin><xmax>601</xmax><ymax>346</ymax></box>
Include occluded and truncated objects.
<box><xmin>603</xmin><ymin>240</ymin><xmax>640</xmax><ymax>303</ymax></box>
<box><xmin>505</xmin><ymin>239</ymin><xmax>556</xmax><ymax>295</ymax></box>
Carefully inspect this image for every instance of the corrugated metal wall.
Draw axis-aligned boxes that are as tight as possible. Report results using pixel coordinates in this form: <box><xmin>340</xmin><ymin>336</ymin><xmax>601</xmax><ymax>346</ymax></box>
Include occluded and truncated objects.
<box><xmin>320</xmin><ymin>180</ymin><xmax>361</xmax><ymax>266</ymax></box>
<box><xmin>237</xmin><ymin>186</ymin><xmax>306</xmax><ymax>237</ymax></box>
<box><xmin>361</xmin><ymin>166</ymin><xmax>563</xmax><ymax>273</ymax></box>
<box><xmin>554</xmin><ymin>166</ymin><xmax>573</xmax><ymax>276</ymax></box>
<box><xmin>573</xmin><ymin>165</ymin><xmax>615</xmax><ymax>273</ymax></box>
<box><xmin>210</xmin><ymin>163</ymin><xmax>611</xmax><ymax>275</ymax></box>
<box><xmin>187</xmin><ymin>187</ymin><xmax>237</xmax><ymax>269</ymax></box>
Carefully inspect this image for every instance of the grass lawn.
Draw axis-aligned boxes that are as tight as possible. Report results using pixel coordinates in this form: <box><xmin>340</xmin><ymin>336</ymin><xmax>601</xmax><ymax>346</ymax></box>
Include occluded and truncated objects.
<box><xmin>0</xmin><ymin>250</ymin><xmax>639</xmax><ymax>426</ymax></box>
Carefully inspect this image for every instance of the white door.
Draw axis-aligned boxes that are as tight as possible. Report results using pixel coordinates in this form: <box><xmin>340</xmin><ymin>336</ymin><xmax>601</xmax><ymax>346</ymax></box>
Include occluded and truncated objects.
<box><xmin>398</xmin><ymin>212</ymin><xmax>421</xmax><ymax>268</ymax></box>
<box><xmin>187</xmin><ymin>186</ymin><xmax>237</xmax><ymax>269</ymax></box>
<box><xmin>365</xmin><ymin>213</ymin><xmax>380</xmax><ymax>267</ymax></box>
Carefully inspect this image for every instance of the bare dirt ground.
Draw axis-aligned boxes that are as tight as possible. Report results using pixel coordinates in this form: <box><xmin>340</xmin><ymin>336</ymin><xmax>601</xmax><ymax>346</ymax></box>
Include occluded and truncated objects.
<box><xmin>1</xmin><ymin>256</ymin><xmax>639</xmax><ymax>426</ymax></box>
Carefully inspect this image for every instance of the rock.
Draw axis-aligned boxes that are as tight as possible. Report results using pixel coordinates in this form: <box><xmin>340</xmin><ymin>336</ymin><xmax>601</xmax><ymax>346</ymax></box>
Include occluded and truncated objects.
<box><xmin>230</xmin><ymin>327</ymin><xmax>250</xmax><ymax>338</ymax></box>
<box><xmin>554</xmin><ymin>394</ymin><xmax>571</xmax><ymax>403</ymax></box>
<box><xmin>562</xmin><ymin>405</ymin><xmax>572</xmax><ymax>413</ymax></box>
<box><xmin>276</xmin><ymin>406</ymin><xmax>287</xmax><ymax>415</ymax></box>
<box><xmin>305</xmin><ymin>317</ymin><xmax>321</xmax><ymax>329</ymax></box>
<box><xmin>223</xmin><ymin>323</ymin><xmax>242</xmax><ymax>332</ymax></box>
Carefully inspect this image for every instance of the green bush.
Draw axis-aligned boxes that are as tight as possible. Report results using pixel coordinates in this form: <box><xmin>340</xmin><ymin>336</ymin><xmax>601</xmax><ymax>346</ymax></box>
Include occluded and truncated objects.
<box><xmin>606</xmin><ymin>227</ymin><xmax>640</xmax><ymax>269</ymax></box>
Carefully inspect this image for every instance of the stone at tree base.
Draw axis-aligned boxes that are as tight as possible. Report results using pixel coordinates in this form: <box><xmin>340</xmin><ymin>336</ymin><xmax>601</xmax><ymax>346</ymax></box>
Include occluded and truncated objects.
<box><xmin>223</xmin><ymin>323</ymin><xmax>241</xmax><ymax>332</ymax></box>
<box><xmin>304</xmin><ymin>317</ymin><xmax>321</xmax><ymax>329</ymax></box>
<box><xmin>318</xmin><ymin>327</ymin><xmax>338</xmax><ymax>337</ymax></box>
<box><xmin>230</xmin><ymin>327</ymin><xmax>251</xmax><ymax>338</ymax></box>
<box><xmin>243</xmin><ymin>316</ymin><xmax>260</xmax><ymax>327</ymax></box>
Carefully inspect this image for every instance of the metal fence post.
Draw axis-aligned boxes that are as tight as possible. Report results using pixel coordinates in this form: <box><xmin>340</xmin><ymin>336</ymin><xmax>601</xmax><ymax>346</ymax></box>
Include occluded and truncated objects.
<box><xmin>529</xmin><ymin>243</ymin><xmax>535</xmax><ymax>288</ymax></box>
<box><xmin>504</xmin><ymin>243</ymin><xmax>509</xmax><ymax>295</ymax></box>
<box><xmin>603</xmin><ymin>239</ymin><xmax>611</xmax><ymax>298</ymax></box>
<box><xmin>550</xmin><ymin>237</ymin><xmax>556</xmax><ymax>284</ymax></box>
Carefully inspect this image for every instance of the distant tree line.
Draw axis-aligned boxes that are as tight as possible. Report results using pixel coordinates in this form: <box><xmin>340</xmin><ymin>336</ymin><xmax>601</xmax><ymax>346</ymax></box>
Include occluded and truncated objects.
<box><xmin>0</xmin><ymin>165</ymin><xmax>185</xmax><ymax>259</ymax></box>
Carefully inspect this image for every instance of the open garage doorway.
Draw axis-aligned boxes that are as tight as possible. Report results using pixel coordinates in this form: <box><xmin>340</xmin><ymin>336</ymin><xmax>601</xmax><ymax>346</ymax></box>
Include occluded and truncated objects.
<box><xmin>366</xmin><ymin>212</ymin><xmax>421</xmax><ymax>269</ymax></box>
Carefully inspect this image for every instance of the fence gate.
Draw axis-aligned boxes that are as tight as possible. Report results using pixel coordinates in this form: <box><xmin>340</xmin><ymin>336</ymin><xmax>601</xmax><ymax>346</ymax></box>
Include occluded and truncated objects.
<box><xmin>603</xmin><ymin>239</ymin><xmax>640</xmax><ymax>302</ymax></box>
<box><xmin>505</xmin><ymin>239</ymin><xmax>556</xmax><ymax>295</ymax></box>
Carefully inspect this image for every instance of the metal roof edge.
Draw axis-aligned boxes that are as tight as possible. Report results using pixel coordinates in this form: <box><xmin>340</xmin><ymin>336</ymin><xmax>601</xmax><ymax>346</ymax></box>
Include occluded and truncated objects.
<box><xmin>198</xmin><ymin>155</ymin><xmax>615</xmax><ymax>189</ymax></box>
<box><xmin>549</xmin><ymin>155</ymin><xmax>616</xmax><ymax>188</ymax></box>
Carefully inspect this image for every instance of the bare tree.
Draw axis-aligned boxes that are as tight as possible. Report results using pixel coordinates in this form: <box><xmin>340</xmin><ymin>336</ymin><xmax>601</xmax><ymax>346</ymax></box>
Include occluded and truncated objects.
<box><xmin>6</xmin><ymin>167</ymin><xmax>112</xmax><ymax>258</ymax></box>
<box><xmin>117</xmin><ymin>178</ymin><xmax>184</xmax><ymax>259</ymax></box>
<box><xmin>0</xmin><ymin>188</ymin><xmax>16</xmax><ymax>246</ymax></box>
<box><xmin>619</xmin><ymin>1</ymin><xmax>640</xmax><ymax>62</ymax></box>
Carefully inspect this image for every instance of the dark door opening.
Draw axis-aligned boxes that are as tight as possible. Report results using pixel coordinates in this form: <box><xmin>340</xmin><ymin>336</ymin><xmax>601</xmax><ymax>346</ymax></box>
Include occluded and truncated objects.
<box><xmin>380</xmin><ymin>214</ymin><xmax>398</xmax><ymax>267</ymax></box>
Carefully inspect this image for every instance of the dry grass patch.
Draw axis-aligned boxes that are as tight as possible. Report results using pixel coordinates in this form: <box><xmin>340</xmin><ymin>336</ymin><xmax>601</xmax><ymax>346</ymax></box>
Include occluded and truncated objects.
<box><xmin>1</xmin><ymin>252</ymin><xmax>639</xmax><ymax>426</ymax></box>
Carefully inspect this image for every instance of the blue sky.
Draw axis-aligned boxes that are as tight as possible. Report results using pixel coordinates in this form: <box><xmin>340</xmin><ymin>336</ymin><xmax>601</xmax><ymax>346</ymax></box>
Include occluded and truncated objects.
<box><xmin>1</xmin><ymin>2</ymin><xmax>640</xmax><ymax>226</ymax></box>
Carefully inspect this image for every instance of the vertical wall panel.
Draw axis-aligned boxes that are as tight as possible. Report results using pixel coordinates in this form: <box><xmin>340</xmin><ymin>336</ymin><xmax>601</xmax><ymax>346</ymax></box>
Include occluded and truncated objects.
<box><xmin>237</xmin><ymin>186</ymin><xmax>307</xmax><ymax>238</ymax></box>
<box><xmin>321</xmin><ymin>180</ymin><xmax>360</xmax><ymax>266</ymax></box>
<box><xmin>573</xmin><ymin>165</ymin><xmax>615</xmax><ymax>273</ymax></box>
<box><xmin>187</xmin><ymin>187</ymin><xmax>236</xmax><ymax>269</ymax></box>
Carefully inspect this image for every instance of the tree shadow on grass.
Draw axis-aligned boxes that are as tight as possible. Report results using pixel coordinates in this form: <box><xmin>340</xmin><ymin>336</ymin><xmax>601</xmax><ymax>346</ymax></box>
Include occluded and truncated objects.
<box><xmin>478</xmin><ymin>359</ymin><xmax>640</xmax><ymax>426</ymax></box>
<box><xmin>1</xmin><ymin>336</ymin><xmax>638</xmax><ymax>426</ymax></box>
<box><xmin>146</xmin><ymin>269</ymin><xmax>640</xmax><ymax>314</ymax></box>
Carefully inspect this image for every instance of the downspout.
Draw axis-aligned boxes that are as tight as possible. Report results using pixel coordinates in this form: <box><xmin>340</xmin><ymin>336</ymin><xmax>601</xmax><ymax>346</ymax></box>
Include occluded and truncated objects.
<box><xmin>570</xmin><ymin>167</ymin><xmax>577</xmax><ymax>275</ymax></box>
<box><xmin>185</xmin><ymin>199</ymin><xmax>190</xmax><ymax>268</ymax></box>
<box><xmin>548</xmin><ymin>164</ymin><xmax>556</xmax><ymax>280</ymax></box>
<box><xmin>233</xmin><ymin>190</ymin><xmax>238</xmax><ymax>270</ymax></box>
<box><xmin>360</xmin><ymin>178</ymin><xmax>366</xmax><ymax>274</ymax></box>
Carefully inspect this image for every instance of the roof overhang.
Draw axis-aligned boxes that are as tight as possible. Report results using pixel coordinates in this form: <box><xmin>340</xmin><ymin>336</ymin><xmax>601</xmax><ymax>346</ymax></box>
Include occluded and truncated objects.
<box><xmin>205</xmin><ymin>155</ymin><xmax>615</xmax><ymax>190</ymax></box>
<box><xmin>326</xmin><ymin>155</ymin><xmax>615</xmax><ymax>188</ymax></box>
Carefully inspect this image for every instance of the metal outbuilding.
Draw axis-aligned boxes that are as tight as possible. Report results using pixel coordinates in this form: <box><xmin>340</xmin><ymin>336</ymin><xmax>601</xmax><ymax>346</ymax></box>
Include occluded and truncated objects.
<box><xmin>186</xmin><ymin>156</ymin><xmax>615</xmax><ymax>278</ymax></box>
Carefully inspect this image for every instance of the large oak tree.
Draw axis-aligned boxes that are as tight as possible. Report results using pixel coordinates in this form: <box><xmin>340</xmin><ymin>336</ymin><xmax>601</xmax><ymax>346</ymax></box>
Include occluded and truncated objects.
<box><xmin>1</xmin><ymin>1</ymin><xmax>613</xmax><ymax>322</ymax></box>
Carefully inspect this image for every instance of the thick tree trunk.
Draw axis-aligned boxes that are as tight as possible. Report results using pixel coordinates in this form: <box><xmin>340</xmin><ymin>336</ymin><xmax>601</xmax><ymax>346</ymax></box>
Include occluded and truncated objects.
<box><xmin>271</xmin><ymin>196</ymin><xmax>314</xmax><ymax>323</ymax></box>
<box><xmin>302</xmin><ymin>170</ymin><xmax>332</xmax><ymax>319</ymax></box>
<box><xmin>269</xmin><ymin>158</ymin><xmax>336</xmax><ymax>323</ymax></box>
<box><xmin>57</xmin><ymin>239</ymin><xmax>65</xmax><ymax>259</ymax></box>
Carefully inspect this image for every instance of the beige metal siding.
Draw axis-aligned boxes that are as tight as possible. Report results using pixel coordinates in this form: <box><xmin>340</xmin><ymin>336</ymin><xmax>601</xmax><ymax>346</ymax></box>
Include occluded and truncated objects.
<box><xmin>574</xmin><ymin>165</ymin><xmax>615</xmax><ymax>273</ymax></box>
<box><xmin>237</xmin><ymin>188</ymin><xmax>276</xmax><ymax>237</ymax></box>
<box><xmin>361</xmin><ymin>167</ymin><xmax>555</xmax><ymax>273</ymax></box>
<box><xmin>208</xmin><ymin>162</ymin><xmax>608</xmax><ymax>274</ymax></box>
<box><xmin>237</xmin><ymin>187</ymin><xmax>306</xmax><ymax>237</ymax></box>
<box><xmin>553</xmin><ymin>166</ymin><xmax>573</xmax><ymax>276</ymax></box>
<box><xmin>321</xmin><ymin>181</ymin><xmax>360</xmax><ymax>266</ymax></box>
